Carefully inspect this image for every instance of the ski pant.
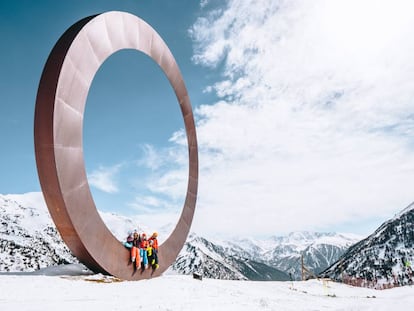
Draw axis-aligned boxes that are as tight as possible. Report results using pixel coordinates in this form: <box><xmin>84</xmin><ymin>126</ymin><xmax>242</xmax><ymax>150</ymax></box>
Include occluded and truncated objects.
<box><xmin>148</xmin><ymin>249</ymin><xmax>158</xmax><ymax>267</ymax></box>
<box><xmin>131</xmin><ymin>246</ymin><xmax>140</xmax><ymax>267</ymax></box>
<box><xmin>140</xmin><ymin>248</ymin><xmax>148</xmax><ymax>266</ymax></box>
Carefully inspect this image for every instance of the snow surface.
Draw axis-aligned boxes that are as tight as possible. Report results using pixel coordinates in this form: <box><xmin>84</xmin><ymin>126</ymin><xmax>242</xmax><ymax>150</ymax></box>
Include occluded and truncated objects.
<box><xmin>0</xmin><ymin>269</ymin><xmax>412</xmax><ymax>311</ymax></box>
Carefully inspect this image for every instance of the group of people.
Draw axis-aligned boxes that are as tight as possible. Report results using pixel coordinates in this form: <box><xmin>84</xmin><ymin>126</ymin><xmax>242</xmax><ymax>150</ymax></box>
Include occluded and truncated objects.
<box><xmin>124</xmin><ymin>231</ymin><xmax>159</xmax><ymax>271</ymax></box>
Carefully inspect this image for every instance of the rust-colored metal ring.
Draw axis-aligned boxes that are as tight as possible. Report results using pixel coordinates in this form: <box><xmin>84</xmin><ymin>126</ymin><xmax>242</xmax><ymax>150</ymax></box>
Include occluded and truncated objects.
<box><xmin>34</xmin><ymin>11</ymin><xmax>198</xmax><ymax>280</ymax></box>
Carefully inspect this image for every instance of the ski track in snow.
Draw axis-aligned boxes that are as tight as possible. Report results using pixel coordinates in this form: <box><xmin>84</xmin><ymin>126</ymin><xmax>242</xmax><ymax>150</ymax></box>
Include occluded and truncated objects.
<box><xmin>0</xmin><ymin>274</ymin><xmax>412</xmax><ymax>311</ymax></box>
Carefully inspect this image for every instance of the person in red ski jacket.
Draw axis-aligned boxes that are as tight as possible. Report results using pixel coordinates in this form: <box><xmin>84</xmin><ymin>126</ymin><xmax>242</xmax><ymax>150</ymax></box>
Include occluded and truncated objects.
<box><xmin>149</xmin><ymin>232</ymin><xmax>159</xmax><ymax>251</ymax></box>
<box><xmin>148</xmin><ymin>232</ymin><xmax>159</xmax><ymax>269</ymax></box>
<box><xmin>139</xmin><ymin>233</ymin><xmax>149</xmax><ymax>269</ymax></box>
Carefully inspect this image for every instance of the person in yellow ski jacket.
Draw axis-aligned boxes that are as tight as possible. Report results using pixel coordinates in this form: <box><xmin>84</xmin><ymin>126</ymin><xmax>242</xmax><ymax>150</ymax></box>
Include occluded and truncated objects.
<box><xmin>147</xmin><ymin>239</ymin><xmax>159</xmax><ymax>270</ymax></box>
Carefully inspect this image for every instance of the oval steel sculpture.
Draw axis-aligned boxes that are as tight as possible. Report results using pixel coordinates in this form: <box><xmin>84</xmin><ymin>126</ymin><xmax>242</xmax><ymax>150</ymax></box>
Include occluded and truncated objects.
<box><xmin>34</xmin><ymin>12</ymin><xmax>198</xmax><ymax>280</ymax></box>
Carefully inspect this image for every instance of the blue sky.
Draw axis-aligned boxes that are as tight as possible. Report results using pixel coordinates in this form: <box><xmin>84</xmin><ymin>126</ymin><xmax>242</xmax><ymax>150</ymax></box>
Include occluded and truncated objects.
<box><xmin>2</xmin><ymin>0</ymin><xmax>414</xmax><ymax>239</ymax></box>
<box><xmin>0</xmin><ymin>0</ymin><xmax>212</xmax><ymax>229</ymax></box>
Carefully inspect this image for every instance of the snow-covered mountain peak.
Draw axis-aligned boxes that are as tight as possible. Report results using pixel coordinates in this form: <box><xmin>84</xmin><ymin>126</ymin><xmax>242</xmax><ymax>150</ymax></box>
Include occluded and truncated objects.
<box><xmin>393</xmin><ymin>201</ymin><xmax>414</xmax><ymax>220</ymax></box>
<box><xmin>321</xmin><ymin>203</ymin><xmax>414</xmax><ymax>288</ymax></box>
<box><xmin>1</xmin><ymin>192</ymin><xmax>50</xmax><ymax>233</ymax></box>
<box><xmin>268</xmin><ymin>231</ymin><xmax>360</xmax><ymax>251</ymax></box>
<box><xmin>1</xmin><ymin>192</ymin><xmax>360</xmax><ymax>281</ymax></box>
<box><xmin>0</xmin><ymin>193</ymin><xmax>77</xmax><ymax>272</ymax></box>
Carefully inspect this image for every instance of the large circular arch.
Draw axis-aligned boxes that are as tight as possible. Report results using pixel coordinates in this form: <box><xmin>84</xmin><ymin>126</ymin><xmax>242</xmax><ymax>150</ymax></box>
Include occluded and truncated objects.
<box><xmin>34</xmin><ymin>11</ymin><xmax>198</xmax><ymax>280</ymax></box>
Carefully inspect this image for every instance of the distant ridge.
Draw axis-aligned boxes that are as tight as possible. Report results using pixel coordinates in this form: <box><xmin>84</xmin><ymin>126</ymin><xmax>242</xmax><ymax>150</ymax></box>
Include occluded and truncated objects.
<box><xmin>1</xmin><ymin>192</ymin><xmax>359</xmax><ymax>281</ymax></box>
<box><xmin>171</xmin><ymin>231</ymin><xmax>360</xmax><ymax>281</ymax></box>
<box><xmin>321</xmin><ymin>202</ymin><xmax>414</xmax><ymax>288</ymax></box>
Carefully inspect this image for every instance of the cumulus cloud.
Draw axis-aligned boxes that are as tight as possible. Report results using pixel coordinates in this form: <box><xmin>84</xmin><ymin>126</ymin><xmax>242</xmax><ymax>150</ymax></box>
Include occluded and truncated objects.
<box><xmin>127</xmin><ymin>194</ymin><xmax>183</xmax><ymax>236</ymax></box>
<box><xmin>133</xmin><ymin>142</ymin><xmax>188</xmax><ymax>201</ymax></box>
<box><xmin>183</xmin><ymin>0</ymin><xmax>414</xmax><ymax>237</ymax></box>
<box><xmin>124</xmin><ymin>142</ymin><xmax>188</xmax><ymax>233</ymax></box>
<box><xmin>200</xmin><ymin>0</ymin><xmax>210</xmax><ymax>9</ymax></box>
<box><xmin>88</xmin><ymin>164</ymin><xmax>122</xmax><ymax>194</ymax></box>
<box><xmin>136</xmin><ymin>144</ymin><xmax>164</xmax><ymax>170</ymax></box>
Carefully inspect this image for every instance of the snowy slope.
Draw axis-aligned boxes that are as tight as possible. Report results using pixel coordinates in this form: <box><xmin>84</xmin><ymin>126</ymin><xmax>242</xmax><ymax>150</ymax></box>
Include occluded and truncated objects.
<box><xmin>0</xmin><ymin>192</ymin><xmax>170</xmax><ymax>272</ymax></box>
<box><xmin>2</xmin><ymin>193</ymin><xmax>285</xmax><ymax>280</ymax></box>
<box><xmin>211</xmin><ymin>231</ymin><xmax>361</xmax><ymax>280</ymax></box>
<box><xmin>0</xmin><ymin>273</ymin><xmax>413</xmax><ymax>311</ymax></box>
<box><xmin>1</xmin><ymin>192</ymin><xmax>357</xmax><ymax>281</ymax></box>
<box><xmin>321</xmin><ymin>202</ymin><xmax>414</xmax><ymax>288</ymax></box>
<box><xmin>0</xmin><ymin>193</ymin><xmax>76</xmax><ymax>271</ymax></box>
<box><xmin>172</xmin><ymin>233</ymin><xmax>290</xmax><ymax>281</ymax></box>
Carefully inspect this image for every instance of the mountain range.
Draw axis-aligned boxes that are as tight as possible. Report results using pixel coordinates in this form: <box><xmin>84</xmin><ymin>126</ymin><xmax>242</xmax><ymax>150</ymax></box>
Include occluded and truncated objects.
<box><xmin>2</xmin><ymin>192</ymin><xmax>413</xmax><ymax>287</ymax></box>
<box><xmin>321</xmin><ymin>202</ymin><xmax>414</xmax><ymax>289</ymax></box>
<box><xmin>0</xmin><ymin>193</ymin><xmax>76</xmax><ymax>271</ymax></box>
<box><xmin>0</xmin><ymin>192</ymin><xmax>360</xmax><ymax>281</ymax></box>
<box><xmin>172</xmin><ymin>231</ymin><xmax>360</xmax><ymax>281</ymax></box>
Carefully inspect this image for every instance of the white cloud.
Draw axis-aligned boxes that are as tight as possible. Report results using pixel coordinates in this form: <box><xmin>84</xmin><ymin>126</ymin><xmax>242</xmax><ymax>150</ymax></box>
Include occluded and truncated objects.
<box><xmin>127</xmin><ymin>143</ymin><xmax>188</xmax><ymax>226</ymax></box>
<box><xmin>183</xmin><ymin>0</ymin><xmax>414</xmax><ymax>237</ymax></box>
<box><xmin>200</xmin><ymin>0</ymin><xmax>209</xmax><ymax>9</ymax></box>
<box><xmin>136</xmin><ymin>144</ymin><xmax>164</xmax><ymax>170</ymax></box>
<box><xmin>129</xmin><ymin>195</ymin><xmax>171</xmax><ymax>212</ymax></box>
<box><xmin>127</xmin><ymin>195</ymin><xmax>182</xmax><ymax>237</ymax></box>
<box><xmin>88</xmin><ymin>164</ymin><xmax>122</xmax><ymax>194</ymax></box>
<box><xmin>133</xmin><ymin>142</ymin><xmax>188</xmax><ymax>202</ymax></box>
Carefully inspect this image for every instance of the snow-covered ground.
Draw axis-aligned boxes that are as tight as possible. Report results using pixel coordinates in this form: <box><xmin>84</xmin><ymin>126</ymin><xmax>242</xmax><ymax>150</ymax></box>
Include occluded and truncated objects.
<box><xmin>0</xmin><ymin>268</ymin><xmax>412</xmax><ymax>310</ymax></box>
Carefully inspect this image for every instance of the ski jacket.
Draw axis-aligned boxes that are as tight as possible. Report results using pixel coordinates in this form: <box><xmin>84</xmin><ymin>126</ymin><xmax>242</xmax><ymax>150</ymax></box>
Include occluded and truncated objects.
<box><xmin>132</xmin><ymin>237</ymin><xmax>140</xmax><ymax>248</ymax></box>
<box><xmin>146</xmin><ymin>245</ymin><xmax>158</xmax><ymax>266</ymax></box>
<box><xmin>149</xmin><ymin>237</ymin><xmax>158</xmax><ymax>251</ymax></box>
<box><xmin>139</xmin><ymin>239</ymin><xmax>149</xmax><ymax>249</ymax></box>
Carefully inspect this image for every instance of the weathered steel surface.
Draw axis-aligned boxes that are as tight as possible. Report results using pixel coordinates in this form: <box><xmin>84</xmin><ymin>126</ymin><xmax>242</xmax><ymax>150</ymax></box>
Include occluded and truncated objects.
<box><xmin>34</xmin><ymin>11</ymin><xmax>198</xmax><ymax>280</ymax></box>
